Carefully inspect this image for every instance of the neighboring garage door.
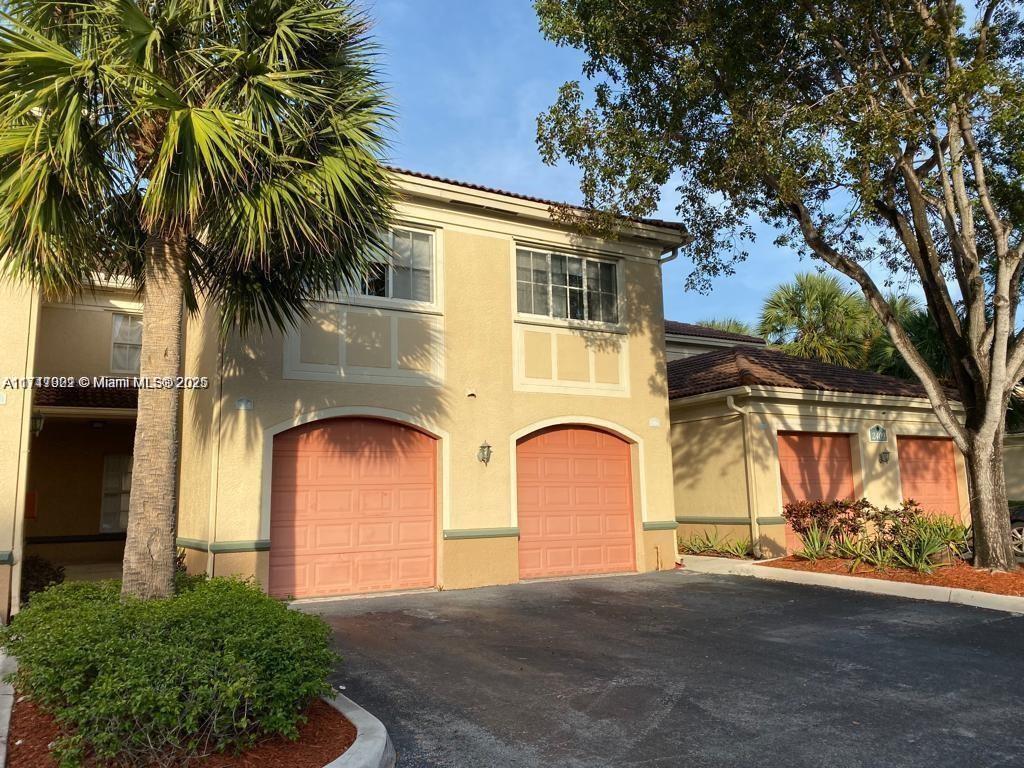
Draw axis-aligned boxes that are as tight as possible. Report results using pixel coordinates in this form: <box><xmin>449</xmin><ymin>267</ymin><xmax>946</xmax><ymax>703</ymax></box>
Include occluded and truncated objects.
<box><xmin>898</xmin><ymin>436</ymin><xmax>961</xmax><ymax>518</ymax></box>
<box><xmin>269</xmin><ymin>418</ymin><xmax>436</xmax><ymax>599</ymax></box>
<box><xmin>517</xmin><ymin>426</ymin><xmax>635</xmax><ymax>579</ymax></box>
<box><xmin>778</xmin><ymin>432</ymin><xmax>856</xmax><ymax>552</ymax></box>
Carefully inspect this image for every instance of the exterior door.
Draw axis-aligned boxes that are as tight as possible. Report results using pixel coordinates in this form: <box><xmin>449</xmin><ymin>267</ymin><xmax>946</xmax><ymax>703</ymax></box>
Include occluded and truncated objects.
<box><xmin>269</xmin><ymin>418</ymin><xmax>436</xmax><ymax>598</ymax></box>
<box><xmin>517</xmin><ymin>426</ymin><xmax>635</xmax><ymax>579</ymax></box>
<box><xmin>898</xmin><ymin>436</ymin><xmax>961</xmax><ymax>518</ymax></box>
<box><xmin>777</xmin><ymin>432</ymin><xmax>856</xmax><ymax>552</ymax></box>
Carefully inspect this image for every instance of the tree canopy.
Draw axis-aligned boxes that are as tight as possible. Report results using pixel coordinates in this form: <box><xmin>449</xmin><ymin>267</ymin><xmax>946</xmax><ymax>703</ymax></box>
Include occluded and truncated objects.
<box><xmin>536</xmin><ymin>0</ymin><xmax>1023</xmax><ymax>435</ymax></box>
<box><xmin>536</xmin><ymin>0</ymin><xmax>1024</xmax><ymax>568</ymax></box>
<box><xmin>0</xmin><ymin>0</ymin><xmax>395</xmax><ymax>333</ymax></box>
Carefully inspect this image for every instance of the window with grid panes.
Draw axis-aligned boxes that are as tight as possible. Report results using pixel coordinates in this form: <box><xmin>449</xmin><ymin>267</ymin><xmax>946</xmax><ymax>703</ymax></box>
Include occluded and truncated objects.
<box><xmin>516</xmin><ymin>249</ymin><xmax>619</xmax><ymax>323</ymax></box>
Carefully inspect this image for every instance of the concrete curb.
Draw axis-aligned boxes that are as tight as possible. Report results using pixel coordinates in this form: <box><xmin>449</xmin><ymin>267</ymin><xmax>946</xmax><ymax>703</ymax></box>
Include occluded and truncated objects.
<box><xmin>679</xmin><ymin>554</ymin><xmax>1024</xmax><ymax>615</ymax></box>
<box><xmin>0</xmin><ymin>654</ymin><xmax>14</xmax><ymax>768</ymax></box>
<box><xmin>676</xmin><ymin>554</ymin><xmax>758</xmax><ymax>576</ymax></box>
<box><xmin>324</xmin><ymin>692</ymin><xmax>397</xmax><ymax>768</ymax></box>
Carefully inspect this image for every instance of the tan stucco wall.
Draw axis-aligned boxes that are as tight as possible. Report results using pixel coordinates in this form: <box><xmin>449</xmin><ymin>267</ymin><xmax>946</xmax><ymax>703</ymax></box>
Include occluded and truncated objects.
<box><xmin>671</xmin><ymin>412</ymin><xmax>750</xmax><ymax>523</ymax></box>
<box><xmin>34</xmin><ymin>290</ymin><xmax>142</xmax><ymax>378</ymax></box>
<box><xmin>177</xmin><ymin>301</ymin><xmax>220</xmax><ymax>553</ymax></box>
<box><xmin>176</xmin><ymin>193</ymin><xmax>679</xmax><ymax>590</ymax></box>
<box><xmin>670</xmin><ymin>390</ymin><xmax>972</xmax><ymax>556</ymax></box>
<box><xmin>440</xmin><ymin>537</ymin><xmax>519</xmax><ymax>590</ymax></box>
<box><xmin>0</xmin><ymin>285</ymin><xmax>38</xmax><ymax>618</ymax></box>
<box><xmin>211</xmin><ymin>550</ymin><xmax>269</xmax><ymax>586</ymax></box>
<box><xmin>1006</xmin><ymin>437</ymin><xmax>1024</xmax><ymax>501</ymax></box>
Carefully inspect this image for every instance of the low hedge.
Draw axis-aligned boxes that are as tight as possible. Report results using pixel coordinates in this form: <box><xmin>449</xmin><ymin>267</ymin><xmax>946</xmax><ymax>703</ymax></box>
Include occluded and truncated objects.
<box><xmin>0</xmin><ymin>578</ymin><xmax>336</xmax><ymax>767</ymax></box>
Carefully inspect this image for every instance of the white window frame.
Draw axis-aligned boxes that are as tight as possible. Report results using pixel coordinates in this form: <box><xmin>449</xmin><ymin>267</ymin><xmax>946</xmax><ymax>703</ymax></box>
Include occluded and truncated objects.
<box><xmin>513</xmin><ymin>246</ymin><xmax>624</xmax><ymax>330</ymax></box>
<box><xmin>110</xmin><ymin>312</ymin><xmax>143</xmax><ymax>375</ymax></box>
<box><xmin>330</xmin><ymin>224</ymin><xmax>441</xmax><ymax>314</ymax></box>
<box><xmin>99</xmin><ymin>454</ymin><xmax>132</xmax><ymax>533</ymax></box>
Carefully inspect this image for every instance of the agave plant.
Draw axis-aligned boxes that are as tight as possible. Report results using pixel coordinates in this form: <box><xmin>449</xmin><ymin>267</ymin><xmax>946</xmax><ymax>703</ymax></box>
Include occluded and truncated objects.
<box><xmin>0</xmin><ymin>0</ymin><xmax>395</xmax><ymax>597</ymax></box>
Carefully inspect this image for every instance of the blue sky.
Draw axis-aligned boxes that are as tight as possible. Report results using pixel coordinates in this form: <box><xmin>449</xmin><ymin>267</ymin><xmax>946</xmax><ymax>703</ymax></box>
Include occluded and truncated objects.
<box><xmin>367</xmin><ymin>0</ymin><xmax>817</xmax><ymax>326</ymax></box>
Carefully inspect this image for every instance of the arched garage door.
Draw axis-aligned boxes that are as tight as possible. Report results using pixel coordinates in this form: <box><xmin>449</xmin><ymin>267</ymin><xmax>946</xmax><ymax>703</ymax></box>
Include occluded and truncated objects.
<box><xmin>269</xmin><ymin>418</ymin><xmax>436</xmax><ymax>599</ymax></box>
<box><xmin>517</xmin><ymin>426</ymin><xmax>635</xmax><ymax>579</ymax></box>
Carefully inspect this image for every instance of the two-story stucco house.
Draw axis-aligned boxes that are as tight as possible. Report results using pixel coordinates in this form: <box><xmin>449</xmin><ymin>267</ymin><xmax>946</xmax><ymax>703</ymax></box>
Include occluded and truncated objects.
<box><xmin>0</xmin><ymin>169</ymin><xmax>687</xmax><ymax>616</ymax></box>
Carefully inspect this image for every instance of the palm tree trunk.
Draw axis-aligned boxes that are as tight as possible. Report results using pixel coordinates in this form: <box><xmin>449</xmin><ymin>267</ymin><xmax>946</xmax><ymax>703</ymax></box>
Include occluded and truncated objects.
<box><xmin>121</xmin><ymin>233</ymin><xmax>187</xmax><ymax>599</ymax></box>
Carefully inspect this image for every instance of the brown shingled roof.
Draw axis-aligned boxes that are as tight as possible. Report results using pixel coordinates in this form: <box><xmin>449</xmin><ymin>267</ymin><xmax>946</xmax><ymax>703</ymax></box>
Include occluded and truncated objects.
<box><xmin>34</xmin><ymin>385</ymin><xmax>138</xmax><ymax>410</ymax></box>
<box><xmin>667</xmin><ymin>346</ymin><xmax>930</xmax><ymax>400</ymax></box>
<box><xmin>391</xmin><ymin>167</ymin><xmax>687</xmax><ymax>235</ymax></box>
<box><xmin>664</xmin><ymin>320</ymin><xmax>766</xmax><ymax>345</ymax></box>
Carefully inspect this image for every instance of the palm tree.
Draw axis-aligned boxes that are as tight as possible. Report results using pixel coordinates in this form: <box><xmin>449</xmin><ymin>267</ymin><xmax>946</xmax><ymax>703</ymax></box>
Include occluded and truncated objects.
<box><xmin>696</xmin><ymin>318</ymin><xmax>757</xmax><ymax>337</ymax></box>
<box><xmin>0</xmin><ymin>0</ymin><xmax>395</xmax><ymax>598</ymax></box>
<box><xmin>867</xmin><ymin>297</ymin><xmax>951</xmax><ymax>380</ymax></box>
<box><xmin>758</xmin><ymin>273</ymin><xmax>872</xmax><ymax>367</ymax></box>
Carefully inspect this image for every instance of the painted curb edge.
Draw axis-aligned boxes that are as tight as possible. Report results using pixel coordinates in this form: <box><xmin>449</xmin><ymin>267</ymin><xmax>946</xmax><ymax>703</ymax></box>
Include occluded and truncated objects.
<box><xmin>324</xmin><ymin>692</ymin><xmax>397</xmax><ymax>768</ymax></box>
<box><xmin>679</xmin><ymin>554</ymin><xmax>1024</xmax><ymax>615</ymax></box>
<box><xmin>750</xmin><ymin>564</ymin><xmax>1024</xmax><ymax>614</ymax></box>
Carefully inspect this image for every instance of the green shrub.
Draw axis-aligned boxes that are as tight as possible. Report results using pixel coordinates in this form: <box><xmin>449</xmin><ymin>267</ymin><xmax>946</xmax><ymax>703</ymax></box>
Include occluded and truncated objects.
<box><xmin>0</xmin><ymin>578</ymin><xmax>336</xmax><ymax>767</ymax></box>
<box><xmin>678</xmin><ymin>528</ymin><xmax>752</xmax><ymax>558</ymax></box>
<box><xmin>793</xmin><ymin>499</ymin><xmax>971</xmax><ymax>574</ymax></box>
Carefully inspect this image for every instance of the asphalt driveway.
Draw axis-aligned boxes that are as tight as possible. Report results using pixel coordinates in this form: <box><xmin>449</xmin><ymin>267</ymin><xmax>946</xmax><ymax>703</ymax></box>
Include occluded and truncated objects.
<box><xmin>308</xmin><ymin>571</ymin><xmax>1024</xmax><ymax>767</ymax></box>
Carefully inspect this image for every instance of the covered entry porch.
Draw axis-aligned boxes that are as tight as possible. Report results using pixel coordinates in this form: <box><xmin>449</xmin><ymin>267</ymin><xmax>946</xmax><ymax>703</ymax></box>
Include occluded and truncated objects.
<box><xmin>21</xmin><ymin>386</ymin><xmax>137</xmax><ymax>600</ymax></box>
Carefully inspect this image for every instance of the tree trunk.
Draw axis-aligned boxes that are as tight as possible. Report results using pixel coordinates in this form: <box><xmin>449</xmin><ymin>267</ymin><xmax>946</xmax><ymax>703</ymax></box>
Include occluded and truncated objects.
<box><xmin>965</xmin><ymin>429</ymin><xmax>1016</xmax><ymax>571</ymax></box>
<box><xmin>121</xmin><ymin>233</ymin><xmax>187</xmax><ymax>599</ymax></box>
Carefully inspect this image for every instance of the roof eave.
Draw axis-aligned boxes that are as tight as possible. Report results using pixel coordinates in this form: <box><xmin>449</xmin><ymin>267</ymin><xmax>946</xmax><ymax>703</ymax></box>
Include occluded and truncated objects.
<box><xmin>670</xmin><ymin>384</ymin><xmax>963</xmax><ymax>412</ymax></box>
<box><xmin>392</xmin><ymin>171</ymin><xmax>688</xmax><ymax>248</ymax></box>
<box><xmin>664</xmin><ymin>333</ymin><xmax>766</xmax><ymax>348</ymax></box>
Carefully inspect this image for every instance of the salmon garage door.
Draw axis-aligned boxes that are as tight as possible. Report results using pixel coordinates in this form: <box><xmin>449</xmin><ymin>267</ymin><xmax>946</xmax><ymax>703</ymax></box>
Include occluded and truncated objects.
<box><xmin>269</xmin><ymin>418</ymin><xmax>436</xmax><ymax>599</ymax></box>
<box><xmin>898</xmin><ymin>436</ymin><xmax>961</xmax><ymax>518</ymax></box>
<box><xmin>517</xmin><ymin>426</ymin><xmax>635</xmax><ymax>579</ymax></box>
<box><xmin>778</xmin><ymin>432</ymin><xmax>856</xmax><ymax>552</ymax></box>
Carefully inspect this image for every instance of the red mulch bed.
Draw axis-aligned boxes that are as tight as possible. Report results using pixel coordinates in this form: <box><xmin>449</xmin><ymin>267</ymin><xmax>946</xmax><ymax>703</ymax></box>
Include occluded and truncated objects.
<box><xmin>758</xmin><ymin>556</ymin><xmax>1024</xmax><ymax>596</ymax></box>
<box><xmin>7</xmin><ymin>696</ymin><xmax>356</xmax><ymax>768</ymax></box>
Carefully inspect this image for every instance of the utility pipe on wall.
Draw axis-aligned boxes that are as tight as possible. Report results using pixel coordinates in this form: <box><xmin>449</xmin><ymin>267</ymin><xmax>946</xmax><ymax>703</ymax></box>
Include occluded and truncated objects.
<box><xmin>726</xmin><ymin>393</ymin><xmax>764</xmax><ymax>559</ymax></box>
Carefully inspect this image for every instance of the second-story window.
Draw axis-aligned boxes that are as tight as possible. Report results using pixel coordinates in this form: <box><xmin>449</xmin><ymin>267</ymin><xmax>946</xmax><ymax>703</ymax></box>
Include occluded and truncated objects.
<box><xmin>516</xmin><ymin>249</ymin><xmax>619</xmax><ymax>324</ymax></box>
<box><xmin>111</xmin><ymin>313</ymin><xmax>143</xmax><ymax>374</ymax></box>
<box><xmin>360</xmin><ymin>227</ymin><xmax>433</xmax><ymax>303</ymax></box>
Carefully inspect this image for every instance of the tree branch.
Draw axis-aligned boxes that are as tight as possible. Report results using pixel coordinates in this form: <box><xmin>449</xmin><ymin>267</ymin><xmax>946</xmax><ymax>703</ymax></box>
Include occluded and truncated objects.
<box><xmin>768</xmin><ymin>176</ymin><xmax>969</xmax><ymax>450</ymax></box>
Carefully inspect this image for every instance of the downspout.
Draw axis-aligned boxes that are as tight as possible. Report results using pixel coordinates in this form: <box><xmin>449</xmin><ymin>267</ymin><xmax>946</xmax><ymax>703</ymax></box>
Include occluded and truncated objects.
<box><xmin>659</xmin><ymin>247</ymin><xmax>679</xmax><ymax>265</ymax></box>
<box><xmin>726</xmin><ymin>392</ymin><xmax>764</xmax><ymax>559</ymax></box>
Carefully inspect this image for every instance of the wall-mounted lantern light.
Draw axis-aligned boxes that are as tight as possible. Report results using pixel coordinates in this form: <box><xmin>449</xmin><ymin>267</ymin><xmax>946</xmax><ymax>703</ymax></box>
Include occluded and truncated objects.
<box><xmin>879</xmin><ymin>448</ymin><xmax>891</xmax><ymax>464</ymax></box>
<box><xmin>30</xmin><ymin>413</ymin><xmax>44</xmax><ymax>437</ymax></box>
<box><xmin>477</xmin><ymin>441</ymin><xmax>492</xmax><ymax>466</ymax></box>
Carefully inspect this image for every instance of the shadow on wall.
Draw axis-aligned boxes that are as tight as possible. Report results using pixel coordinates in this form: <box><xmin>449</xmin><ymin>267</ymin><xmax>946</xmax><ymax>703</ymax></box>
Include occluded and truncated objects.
<box><xmin>671</xmin><ymin>412</ymin><xmax>748</xmax><ymax>498</ymax></box>
<box><xmin>670</xmin><ymin>408</ymin><xmax>790</xmax><ymax>557</ymax></box>
<box><xmin>187</xmin><ymin>302</ymin><xmax>451</xmax><ymax>456</ymax></box>
<box><xmin>556</xmin><ymin>230</ymin><xmax>670</xmax><ymax>401</ymax></box>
